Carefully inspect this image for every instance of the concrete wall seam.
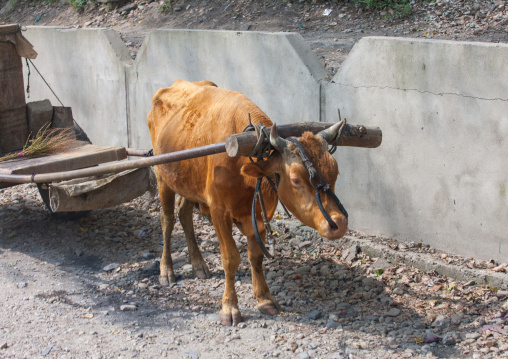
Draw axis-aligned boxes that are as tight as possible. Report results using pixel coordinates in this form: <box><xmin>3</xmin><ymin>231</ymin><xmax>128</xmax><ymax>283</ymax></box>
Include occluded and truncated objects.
<box><xmin>331</xmin><ymin>81</ymin><xmax>508</xmax><ymax>102</ymax></box>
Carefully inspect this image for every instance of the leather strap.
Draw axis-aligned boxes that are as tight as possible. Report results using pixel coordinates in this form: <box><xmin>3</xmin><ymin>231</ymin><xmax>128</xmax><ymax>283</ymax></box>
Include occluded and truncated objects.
<box><xmin>252</xmin><ymin>177</ymin><xmax>274</xmax><ymax>259</ymax></box>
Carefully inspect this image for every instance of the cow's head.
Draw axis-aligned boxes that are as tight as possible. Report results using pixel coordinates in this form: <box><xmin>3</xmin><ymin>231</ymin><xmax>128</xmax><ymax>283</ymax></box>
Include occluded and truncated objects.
<box><xmin>241</xmin><ymin>122</ymin><xmax>348</xmax><ymax>240</ymax></box>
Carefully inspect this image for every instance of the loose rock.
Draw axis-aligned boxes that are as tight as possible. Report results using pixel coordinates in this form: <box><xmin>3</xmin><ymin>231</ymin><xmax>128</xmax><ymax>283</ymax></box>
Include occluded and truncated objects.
<box><xmin>307</xmin><ymin>311</ymin><xmax>322</xmax><ymax>320</ymax></box>
<box><xmin>120</xmin><ymin>304</ymin><xmax>138</xmax><ymax>311</ymax></box>
<box><xmin>103</xmin><ymin>263</ymin><xmax>120</xmax><ymax>272</ymax></box>
<box><xmin>386</xmin><ymin>308</ymin><xmax>401</xmax><ymax>317</ymax></box>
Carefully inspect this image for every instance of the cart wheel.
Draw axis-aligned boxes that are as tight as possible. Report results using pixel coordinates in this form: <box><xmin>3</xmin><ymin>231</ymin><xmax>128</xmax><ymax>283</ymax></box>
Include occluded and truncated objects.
<box><xmin>37</xmin><ymin>184</ymin><xmax>90</xmax><ymax>219</ymax></box>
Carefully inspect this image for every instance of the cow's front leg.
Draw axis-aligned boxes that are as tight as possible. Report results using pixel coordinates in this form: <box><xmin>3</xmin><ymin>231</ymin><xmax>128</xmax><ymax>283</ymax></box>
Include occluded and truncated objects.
<box><xmin>246</xmin><ymin>222</ymin><xmax>281</xmax><ymax>316</ymax></box>
<box><xmin>176</xmin><ymin>196</ymin><xmax>211</xmax><ymax>279</ymax></box>
<box><xmin>156</xmin><ymin>172</ymin><xmax>177</xmax><ymax>286</ymax></box>
<box><xmin>210</xmin><ymin>209</ymin><xmax>241</xmax><ymax>326</ymax></box>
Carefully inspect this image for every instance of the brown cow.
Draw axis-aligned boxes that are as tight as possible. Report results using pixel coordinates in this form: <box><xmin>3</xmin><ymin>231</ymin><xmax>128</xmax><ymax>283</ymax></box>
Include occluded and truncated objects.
<box><xmin>148</xmin><ymin>80</ymin><xmax>347</xmax><ymax>325</ymax></box>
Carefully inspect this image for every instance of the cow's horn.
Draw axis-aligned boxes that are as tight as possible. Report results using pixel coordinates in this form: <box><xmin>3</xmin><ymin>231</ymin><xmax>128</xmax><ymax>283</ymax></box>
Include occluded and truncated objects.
<box><xmin>316</xmin><ymin>121</ymin><xmax>343</xmax><ymax>144</ymax></box>
<box><xmin>270</xmin><ymin>123</ymin><xmax>288</xmax><ymax>152</ymax></box>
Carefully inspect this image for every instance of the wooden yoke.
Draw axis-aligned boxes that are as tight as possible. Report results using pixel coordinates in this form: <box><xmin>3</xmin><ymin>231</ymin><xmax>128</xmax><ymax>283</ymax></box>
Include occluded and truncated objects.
<box><xmin>225</xmin><ymin>122</ymin><xmax>382</xmax><ymax>157</ymax></box>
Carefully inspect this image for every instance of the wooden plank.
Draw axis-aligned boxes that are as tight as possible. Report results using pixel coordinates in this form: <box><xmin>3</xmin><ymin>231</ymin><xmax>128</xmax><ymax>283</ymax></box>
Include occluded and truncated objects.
<box><xmin>0</xmin><ymin>143</ymin><xmax>127</xmax><ymax>175</ymax></box>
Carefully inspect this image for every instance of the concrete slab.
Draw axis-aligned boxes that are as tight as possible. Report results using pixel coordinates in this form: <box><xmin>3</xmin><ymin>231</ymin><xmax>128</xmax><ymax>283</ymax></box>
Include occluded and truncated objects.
<box><xmin>23</xmin><ymin>27</ymin><xmax>132</xmax><ymax>147</ymax></box>
<box><xmin>51</xmin><ymin>106</ymin><xmax>74</xmax><ymax>129</ymax></box>
<box><xmin>325</xmin><ymin>37</ymin><xmax>508</xmax><ymax>262</ymax></box>
<box><xmin>26</xmin><ymin>99</ymin><xmax>52</xmax><ymax>134</ymax></box>
<box><xmin>127</xmin><ymin>29</ymin><xmax>328</xmax><ymax>149</ymax></box>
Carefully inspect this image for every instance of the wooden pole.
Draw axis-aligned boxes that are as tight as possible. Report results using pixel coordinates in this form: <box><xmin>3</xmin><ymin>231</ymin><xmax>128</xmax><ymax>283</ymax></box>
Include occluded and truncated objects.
<box><xmin>0</xmin><ymin>122</ymin><xmax>381</xmax><ymax>185</ymax></box>
<box><xmin>225</xmin><ymin>122</ymin><xmax>382</xmax><ymax>157</ymax></box>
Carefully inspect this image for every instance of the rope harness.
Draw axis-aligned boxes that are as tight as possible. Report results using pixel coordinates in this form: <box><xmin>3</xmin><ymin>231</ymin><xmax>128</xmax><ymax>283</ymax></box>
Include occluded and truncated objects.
<box><xmin>242</xmin><ymin>117</ymin><xmax>272</xmax><ymax>160</ymax></box>
<box><xmin>286</xmin><ymin>138</ymin><xmax>348</xmax><ymax>229</ymax></box>
<box><xmin>243</xmin><ymin>117</ymin><xmax>289</xmax><ymax>258</ymax></box>
<box><xmin>246</xmin><ymin>117</ymin><xmax>348</xmax><ymax>259</ymax></box>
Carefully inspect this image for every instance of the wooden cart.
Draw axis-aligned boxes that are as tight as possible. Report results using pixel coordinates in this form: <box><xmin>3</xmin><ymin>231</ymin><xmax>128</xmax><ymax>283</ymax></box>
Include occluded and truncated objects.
<box><xmin>0</xmin><ymin>142</ymin><xmax>155</xmax><ymax>213</ymax></box>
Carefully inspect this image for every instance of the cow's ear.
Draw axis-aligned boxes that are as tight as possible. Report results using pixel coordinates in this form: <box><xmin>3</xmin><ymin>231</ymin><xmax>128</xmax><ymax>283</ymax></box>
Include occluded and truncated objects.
<box><xmin>241</xmin><ymin>163</ymin><xmax>265</xmax><ymax>178</ymax></box>
<box><xmin>241</xmin><ymin>159</ymin><xmax>279</xmax><ymax>178</ymax></box>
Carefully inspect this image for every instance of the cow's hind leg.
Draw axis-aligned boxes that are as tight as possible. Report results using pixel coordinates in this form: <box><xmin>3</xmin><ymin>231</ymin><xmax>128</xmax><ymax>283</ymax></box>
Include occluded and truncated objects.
<box><xmin>210</xmin><ymin>209</ymin><xmax>241</xmax><ymax>326</ymax></box>
<box><xmin>156</xmin><ymin>174</ymin><xmax>177</xmax><ymax>286</ymax></box>
<box><xmin>176</xmin><ymin>196</ymin><xmax>211</xmax><ymax>279</ymax></box>
<box><xmin>245</xmin><ymin>222</ymin><xmax>281</xmax><ymax>316</ymax></box>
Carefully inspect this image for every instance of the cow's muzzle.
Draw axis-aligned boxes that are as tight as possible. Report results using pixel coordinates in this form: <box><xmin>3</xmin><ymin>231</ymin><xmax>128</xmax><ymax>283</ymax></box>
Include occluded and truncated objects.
<box><xmin>287</xmin><ymin>138</ymin><xmax>348</xmax><ymax>227</ymax></box>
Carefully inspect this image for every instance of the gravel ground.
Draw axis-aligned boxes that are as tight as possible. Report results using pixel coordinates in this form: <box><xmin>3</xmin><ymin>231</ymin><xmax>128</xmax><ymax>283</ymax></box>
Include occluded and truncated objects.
<box><xmin>1</xmin><ymin>184</ymin><xmax>507</xmax><ymax>359</ymax></box>
<box><xmin>1</xmin><ymin>2</ymin><xmax>507</xmax><ymax>358</ymax></box>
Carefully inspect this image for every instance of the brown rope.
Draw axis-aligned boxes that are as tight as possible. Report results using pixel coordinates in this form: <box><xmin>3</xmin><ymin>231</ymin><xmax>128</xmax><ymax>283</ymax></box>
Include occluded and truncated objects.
<box><xmin>242</xmin><ymin>114</ymin><xmax>273</xmax><ymax>161</ymax></box>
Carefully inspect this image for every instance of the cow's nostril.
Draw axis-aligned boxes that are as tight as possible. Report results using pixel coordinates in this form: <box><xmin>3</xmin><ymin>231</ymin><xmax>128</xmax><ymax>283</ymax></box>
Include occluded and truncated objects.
<box><xmin>330</xmin><ymin>215</ymin><xmax>348</xmax><ymax>233</ymax></box>
<box><xmin>318</xmin><ymin>215</ymin><xmax>347</xmax><ymax>240</ymax></box>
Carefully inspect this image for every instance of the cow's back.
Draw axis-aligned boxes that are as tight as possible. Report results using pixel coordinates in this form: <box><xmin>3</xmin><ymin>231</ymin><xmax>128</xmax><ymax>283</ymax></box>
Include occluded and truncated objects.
<box><xmin>148</xmin><ymin>80</ymin><xmax>272</xmax><ymax>213</ymax></box>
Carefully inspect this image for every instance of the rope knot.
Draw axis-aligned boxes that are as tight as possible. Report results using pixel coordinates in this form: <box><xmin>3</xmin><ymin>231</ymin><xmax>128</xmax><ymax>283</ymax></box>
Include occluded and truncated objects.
<box><xmin>315</xmin><ymin>183</ymin><xmax>330</xmax><ymax>192</ymax></box>
<box><xmin>242</xmin><ymin>114</ymin><xmax>273</xmax><ymax>161</ymax></box>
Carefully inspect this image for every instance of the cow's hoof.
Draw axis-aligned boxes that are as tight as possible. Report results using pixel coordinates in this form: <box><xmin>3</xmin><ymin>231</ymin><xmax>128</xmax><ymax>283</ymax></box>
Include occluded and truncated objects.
<box><xmin>195</xmin><ymin>268</ymin><xmax>211</xmax><ymax>280</ymax></box>
<box><xmin>193</xmin><ymin>262</ymin><xmax>211</xmax><ymax>280</ymax></box>
<box><xmin>258</xmin><ymin>303</ymin><xmax>280</xmax><ymax>316</ymax></box>
<box><xmin>159</xmin><ymin>274</ymin><xmax>177</xmax><ymax>287</ymax></box>
<box><xmin>219</xmin><ymin>307</ymin><xmax>242</xmax><ymax>326</ymax></box>
<box><xmin>258</xmin><ymin>296</ymin><xmax>282</xmax><ymax>316</ymax></box>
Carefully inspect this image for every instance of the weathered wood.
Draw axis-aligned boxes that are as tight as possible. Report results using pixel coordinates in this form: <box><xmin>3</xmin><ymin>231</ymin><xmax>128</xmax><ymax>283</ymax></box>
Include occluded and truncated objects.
<box><xmin>43</xmin><ymin>168</ymin><xmax>154</xmax><ymax>212</ymax></box>
<box><xmin>27</xmin><ymin>100</ymin><xmax>53</xmax><ymax>135</ymax></box>
<box><xmin>52</xmin><ymin>107</ymin><xmax>74</xmax><ymax>129</ymax></box>
<box><xmin>0</xmin><ymin>24</ymin><xmax>27</xmax><ymax>153</ymax></box>
<box><xmin>126</xmin><ymin>148</ymin><xmax>152</xmax><ymax>157</ymax></box>
<box><xmin>0</xmin><ymin>142</ymin><xmax>127</xmax><ymax>175</ymax></box>
<box><xmin>225</xmin><ymin>122</ymin><xmax>382</xmax><ymax>157</ymax></box>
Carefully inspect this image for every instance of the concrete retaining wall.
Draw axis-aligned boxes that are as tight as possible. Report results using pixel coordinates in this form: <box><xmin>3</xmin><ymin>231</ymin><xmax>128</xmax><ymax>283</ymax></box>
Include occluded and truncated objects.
<box><xmin>326</xmin><ymin>37</ymin><xmax>508</xmax><ymax>261</ymax></box>
<box><xmin>127</xmin><ymin>29</ymin><xmax>327</xmax><ymax>148</ymax></box>
<box><xmin>21</xmin><ymin>28</ymin><xmax>508</xmax><ymax>261</ymax></box>
<box><xmin>23</xmin><ymin>27</ymin><xmax>132</xmax><ymax>147</ymax></box>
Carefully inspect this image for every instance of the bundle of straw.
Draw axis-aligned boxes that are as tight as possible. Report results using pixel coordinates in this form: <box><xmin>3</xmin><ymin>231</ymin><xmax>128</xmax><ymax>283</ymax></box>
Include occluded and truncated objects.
<box><xmin>0</xmin><ymin>123</ymin><xmax>81</xmax><ymax>163</ymax></box>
